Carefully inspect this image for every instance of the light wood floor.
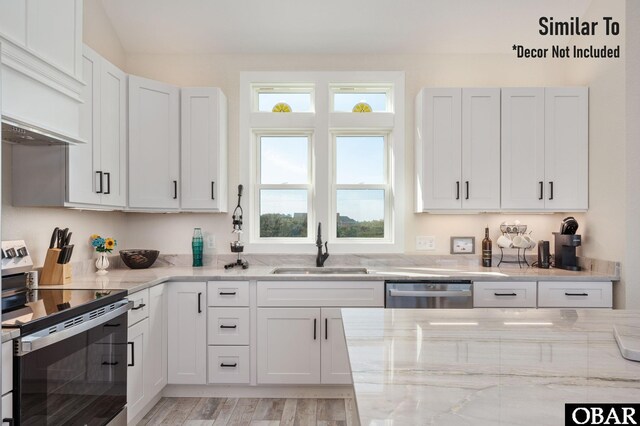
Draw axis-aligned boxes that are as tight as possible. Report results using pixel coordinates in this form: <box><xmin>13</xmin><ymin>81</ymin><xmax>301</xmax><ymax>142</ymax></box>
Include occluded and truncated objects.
<box><xmin>138</xmin><ymin>397</ymin><xmax>359</xmax><ymax>426</ymax></box>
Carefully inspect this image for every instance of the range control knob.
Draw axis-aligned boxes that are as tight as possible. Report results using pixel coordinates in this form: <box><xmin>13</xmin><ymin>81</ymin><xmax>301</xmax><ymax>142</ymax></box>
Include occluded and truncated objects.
<box><xmin>5</xmin><ymin>248</ymin><xmax>16</xmax><ymax>258</ymax></box>
<box><xmin>17</xmin><ymin>247</ymin><xmax>28</xmax><ymax>257</ymax></box>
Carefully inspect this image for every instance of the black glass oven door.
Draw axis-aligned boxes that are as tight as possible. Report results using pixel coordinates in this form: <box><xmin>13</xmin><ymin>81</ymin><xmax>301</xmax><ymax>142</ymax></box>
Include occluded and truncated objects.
<box><xmin>15</xmin><ymin>312</ymin><xmax>127</xmax><ymax>426</ymax></box>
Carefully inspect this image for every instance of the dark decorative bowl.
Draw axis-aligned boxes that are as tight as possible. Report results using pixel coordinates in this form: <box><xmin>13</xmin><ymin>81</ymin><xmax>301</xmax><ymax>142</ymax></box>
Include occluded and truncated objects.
<box><xmin>119</xmin><ymin>249</ymin><xmax>160</xmax><ymax>269</ymax></box>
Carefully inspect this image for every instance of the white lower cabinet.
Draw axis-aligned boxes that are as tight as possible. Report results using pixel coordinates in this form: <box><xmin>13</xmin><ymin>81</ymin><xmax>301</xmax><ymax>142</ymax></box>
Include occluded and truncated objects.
<box><xmin>2</xmin><ymin>392</ymin><xmax>12</xmax><ymax>423</ymax></box>
<box><xmin>320</xmin><ymin>308</ymin><xmax>352</xmax><ymax>385</ymax></box>
<box><xmin>168</xmin><ymin>282</ymin><xmax>207</xmax><ymax>384</ymax></box>
<box><xmin>473</xmin><ymin>281</ymin><xmax>537</xmax><ymax>308</ymax></box>
<box><xmin>147</xmin><ymin>284</ymin><xmax>168</xmax><ymax>396</ymax></box>
<box><xmin>257</xmin><ymin>307</ymin><xmax>354</xmax><ymax>385</ymax></box>
<box><xmin>127</xmin><ymin>317</ymin><xmax>149</xmax><ymax>423</ymax></box>
<box><xmin>537</xmin><ymin>281</ymin><xmax>612</xmax><ymax>308</ymax></box>
<box><xmin>208</xmin><ymin>307</ymin><xmax>250</xmax><ymax>346</ymax></box>
<box><xmin>208</xmin><ymin>346</ymin><xmax>250</xmax><ymax>384</ymax></box>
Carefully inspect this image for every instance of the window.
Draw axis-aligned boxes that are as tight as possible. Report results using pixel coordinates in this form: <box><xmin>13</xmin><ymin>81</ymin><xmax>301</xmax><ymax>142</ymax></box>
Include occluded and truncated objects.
<box><xmin>241</xmin><ymin>72</ymin><xmax>405</xmax><ymax>253</ymax></box>
<box><xmin>257</xmin><ymin>134</ymin><xmax>312</xmax><ymax>238</ymax></box>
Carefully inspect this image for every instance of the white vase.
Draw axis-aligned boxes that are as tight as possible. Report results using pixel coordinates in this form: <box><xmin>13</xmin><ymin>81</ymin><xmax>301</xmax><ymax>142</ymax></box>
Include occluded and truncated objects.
<box><xmin>95</xmin><ymin>253</ymin><xmax>110</xmax><ymax>275</ymax></box>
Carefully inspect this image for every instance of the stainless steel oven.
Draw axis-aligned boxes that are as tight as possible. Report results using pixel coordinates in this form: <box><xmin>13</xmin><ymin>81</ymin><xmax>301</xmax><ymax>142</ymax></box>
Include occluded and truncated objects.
<box><xmin>385</xmin><ymin>281</ymin><xmax>473</xmax><ymax>309</ymax></box>
<box><xmin>12</xmin><ymin>298</ymin><xmax>131</xmax><ymax>425</ymax></box>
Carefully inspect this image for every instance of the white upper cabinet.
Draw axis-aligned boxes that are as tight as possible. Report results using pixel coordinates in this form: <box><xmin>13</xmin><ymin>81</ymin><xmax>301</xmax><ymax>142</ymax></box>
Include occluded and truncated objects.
<box><xmin>69</xmin><ymin>46</ymin><xmax>126</xmax><ymax>207</ymax></box>
<box><xmin>128</xmin><ymin>75</ymin><xmax>180</xmax><ymax>210</ymax></box>
<box><xmin>502</xmin><ymin>87</ymin><xmax>588</xmax><ymax>211</ymax></box>
<box><xmin>501</xmin><ymin>88</ymin><xmax>546</xmax><ymax>210</ymax></box>
<box><xmin>0</xmin><ymin>0</ymin><xmax>84</xmax><ymax>141</ymax></box>
<box><xmin>415</xmin><ymin>88</ymin><xmax>500</xmax><ymax>211</ymax></box>
<box><xmin>181</xmin><ymin>88</ymin><xmax>228</xmax><ymax>211</ymax></box>
<box><xmin>544</xmin><ymin>87</ymin><xmax>588</xmax><ymax>211</ymax></box>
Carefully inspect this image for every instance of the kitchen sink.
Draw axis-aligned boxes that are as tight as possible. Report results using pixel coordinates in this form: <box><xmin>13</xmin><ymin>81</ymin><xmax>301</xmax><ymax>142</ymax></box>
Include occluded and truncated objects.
<box><xmin>271</xmin><ymin>267</ymin><xmax>369</xmax><ymax>275</ymax></box>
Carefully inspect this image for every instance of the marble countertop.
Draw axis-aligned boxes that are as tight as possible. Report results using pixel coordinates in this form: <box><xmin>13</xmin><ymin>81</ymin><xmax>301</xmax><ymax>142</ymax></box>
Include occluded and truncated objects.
<box><xmin>2</xmin><ymin>328</ymin><xmax>20</xmax><ymax>343</ymax></box>
<box><xmin>341</xmin><ymin>308</ymin><xmax>640</xmax><ymax>426</ymax></box>
<box><xmin>38</xmin><ymin>262</ymin><xmax>618</xmax><ymax>294</ymax></box>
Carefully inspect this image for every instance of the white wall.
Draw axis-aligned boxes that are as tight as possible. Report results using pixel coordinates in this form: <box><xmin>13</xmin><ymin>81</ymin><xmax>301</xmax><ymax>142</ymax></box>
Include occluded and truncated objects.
<box><xmin>83</xmin><ymin>0</ymin><xmax>126</xmax><ymax>69</ymax></box>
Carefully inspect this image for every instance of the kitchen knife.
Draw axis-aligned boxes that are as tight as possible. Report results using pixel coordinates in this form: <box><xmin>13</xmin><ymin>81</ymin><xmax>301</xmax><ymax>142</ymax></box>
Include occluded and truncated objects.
<box><xmin>49</xmin><ymin>227</ymin><xmax>59</xmax><ymax>249</ymax></box>
<box><xmin>59</xmin><ymin>228</ymin><xmax>69</xmax><ymax>248</ymax></box>
<box><xmin>64</xmin><ymin>232</ymin><xmax>72</xmax><ymax>246</ymax></box>
<box><xmin>64</xmin><ymin>245</ymin><xmax>74</xmax><ymax>264</ymax></box>
<box><xmin>57</xmin><ymin>246</ymin><xmax>67</xmax><ymax>264</ymax></box>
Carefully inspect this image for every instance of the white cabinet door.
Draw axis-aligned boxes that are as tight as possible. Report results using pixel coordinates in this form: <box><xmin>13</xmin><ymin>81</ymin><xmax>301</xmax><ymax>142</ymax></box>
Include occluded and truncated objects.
<box><xmin>127</xmin><ymin>317</ymin><xmax>149</xmax><ymax>423</ymax></box>
<box><xmin>181</xmin><ymin>88</ymin><xmax>228</xmax><ymax>211</ymax></box>
<box><xmin>501</xmin><ymin>88</ymin><xmax>545</xmax><ymax>209</ymax></box>
<box><xmin>544</xmin><ymin>87</ymin><xmax>588</xmax><ymax>211</ymax></box>
<box><xmin>98</xmin><ymin>59</ymin><xmax>127</xmax><ymax>207</ymax></box>
<box><xmin>416</xmin><ymin>88</ymin><xmax>462</xmax><ymax>210</ymax></box>
<box><xmin>69</xmin><ymin>47</ymin><xmax>101</xmax><ymax>205</ymax></box>
<box><xmin>320</xmin><ymin>308</ymin><xmax>352</xmax><ymax>385</ymax></box>
<box><xmin>1</xmin><ymin>392</ymin><xmax>12</xmax><ymax>424</ymax></box>
<box><xmin>461</xmin><ymin>88</ymin><xmax>501</xmax><ymax>210</ymax></box>
<box><xmin>257</xmin><ymin>308</ymin><xmax>321</xmax><ymax>384</ymax></box>
<box><xmin>128</xmin><ymin>75</ymin><xmax>180</xmax><ymax>209</ymax></box>
<box><xmin>168</xmin><ymin>282</ymin><xmax>207</xmax><ymax>384</ymax></box>
<box><xmin>146</xmin><ymin>284</ymin><xmax>167</xmax><ymax>397</ymax></box>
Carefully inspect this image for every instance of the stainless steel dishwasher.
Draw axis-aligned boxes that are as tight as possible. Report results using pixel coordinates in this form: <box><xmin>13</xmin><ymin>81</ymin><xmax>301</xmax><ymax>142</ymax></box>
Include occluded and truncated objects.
<box><xmin>385</xmin><ymin>281</ymin><xmax>473</xmax><ymax>309</ymax></box>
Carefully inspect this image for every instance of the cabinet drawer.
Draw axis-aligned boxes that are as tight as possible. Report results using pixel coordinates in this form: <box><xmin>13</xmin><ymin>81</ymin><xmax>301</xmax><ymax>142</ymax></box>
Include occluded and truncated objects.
<box><xmin>128</xmin><ymin>289</ymin><xmax>149</xmax><ymax>325</ymax></box>
<box><xmin>257</xmin><ymin>281</ymin><xmax>384</xmax><ymax>307</ymax></box>
<box><xmin>208</xmin><ymin>346</ymin><xmax>250</xmax><ymax>384</ymax></box>
<box><xmin>2</xmin><ymin>341</ymin><xmax>13</xmax><ymax>395</ymax></box>
<box><xmin>2</xmin><ymin>392</ymin><xmax>12</xmax><ymax>420</ymax></box>
<box><xmin>538</xmin><ymin>281</ymin><xmax>612</xmax><ymax>308</ymax></box>
<box><xmin>208</xmin><ymin>308</ymin><xmax>250</xmax><ymax>345</ymax></box>
<box><xmin>473</xmin><ymin>281</ymin><xmax>537</xmax><ymax>308</ymax></box>
<box><xmin>208</xmin><ymin>281</ymin><xmax>249</xmax><ymax>306</ymax></box>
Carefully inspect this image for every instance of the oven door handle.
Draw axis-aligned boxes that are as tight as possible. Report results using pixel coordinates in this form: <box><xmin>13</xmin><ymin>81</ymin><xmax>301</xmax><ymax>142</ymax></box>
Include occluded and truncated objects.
<box><xmin>15</xmin><ymin>300</ymin><xmax>133</xmax><ymax>356</ymax></box>
<box><xmin>387</xmin><ymin>289</ymin><xmax>472</xmax><ymax>298</ymax></box>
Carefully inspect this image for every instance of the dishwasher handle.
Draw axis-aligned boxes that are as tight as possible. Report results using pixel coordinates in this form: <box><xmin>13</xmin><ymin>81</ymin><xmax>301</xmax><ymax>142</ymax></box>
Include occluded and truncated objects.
<box><xmin>387</xmin><ymin>289</ymin><xmax>472</xmax><ymax>298</ymax></box>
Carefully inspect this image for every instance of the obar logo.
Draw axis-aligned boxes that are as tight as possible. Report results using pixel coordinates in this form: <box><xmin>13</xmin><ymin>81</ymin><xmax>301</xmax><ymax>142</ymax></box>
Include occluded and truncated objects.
<box><xmin>566</xmin><ymin>404</ymin><xmax>640</xmax><ymax>425</ymax></box>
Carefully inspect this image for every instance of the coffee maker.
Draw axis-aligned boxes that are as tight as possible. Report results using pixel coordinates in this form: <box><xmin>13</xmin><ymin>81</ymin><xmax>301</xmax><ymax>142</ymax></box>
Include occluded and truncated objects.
<box><xmin>553</xmin><ymin>217</ymin><xmax>581</xmax><ymax>271</ymax></box>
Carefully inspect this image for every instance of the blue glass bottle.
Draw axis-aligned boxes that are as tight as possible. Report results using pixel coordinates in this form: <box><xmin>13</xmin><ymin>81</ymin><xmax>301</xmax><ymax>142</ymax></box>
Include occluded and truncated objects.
<box><xmin>192</xmin><ymin>228</ymin><xmax>203</xmax><ymax>267</ymax></box>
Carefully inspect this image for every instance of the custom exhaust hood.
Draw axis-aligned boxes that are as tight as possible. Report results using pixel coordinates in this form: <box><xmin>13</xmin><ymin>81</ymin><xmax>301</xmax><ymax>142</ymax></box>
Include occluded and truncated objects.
<box><xmin>1</xmin><ymin>116</ymin><xmax>86</xmax><ymax>146</ymax></box>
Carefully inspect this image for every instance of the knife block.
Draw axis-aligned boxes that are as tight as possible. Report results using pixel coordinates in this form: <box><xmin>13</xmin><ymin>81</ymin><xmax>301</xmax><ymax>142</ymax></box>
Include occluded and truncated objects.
<box><xmin>40</xmin><ymin>248</ymin><xmax>72</xmax><ymax>285</ymax></box>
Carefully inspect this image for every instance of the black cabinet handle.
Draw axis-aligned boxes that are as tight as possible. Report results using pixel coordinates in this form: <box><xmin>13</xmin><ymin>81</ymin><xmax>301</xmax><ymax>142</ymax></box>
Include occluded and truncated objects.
<box><xmin>103</xmin><ymin>323</ymin><xmax>121</xmax><ymax>328</ymax></box>
<box><xmin>102</xmin><ymin>361</ymin><xmax>119</xmax><ymax>366</ymax></box>
<box><xmin>211</xmin><ymin>181</ymin><xmax>215</xmax><ymax>200</ymax></box>
<box><xmin>96</xmin><ymin>171</ymin><xmax>103</xmax><ymax>194</ymax></box>
<box><xmin>313</xmin><ymin>318</ymin><xmax>317</xmax><ymax>340</ymax></box>
<box><xmin>494</xmin><ymin>293</ymin><xmax>517</xmax><ymax>296</ymax></box>
<box><xmin>131</xmin><ymin>303</ymin><xmax>146</xmax><ymax>311</ymax></box>
<box><xmin>220</xmin><ymin>324</ymin><xmax>237</xmax><ymax>329</ymax></box>
<box><xmin>173</xmin><ymin>180</ymin><xmax>178</xmax><ymax>199</ymax></box>
<box><xmin>219</xmin><ymin>291</ymin><xmax>236</xmax><ymax>296</ymax></box>
<box><xmin>220</xmin><ymin>363</ymin><xmax>237</xmax><ymax>368</ymax></box>
<box><xmin>104</xmin><ymin>172</ymin><xmax>111</xmax><ymax>195</ymax></box>
<box><xmin>549</xmin><ymin>181</ymin><xmax>554</xmax><ymax>200</ymax></box>
<box><xmin>197</xmin><ymin>292</ymin><xmax>202</xmax><ymax>313</ymax></box>
<box><xmin>565</xmin><ymin>292</ymin><xmax>588</xmax><ymax>296</ymax></box>
<box><xmin>3</xmin><ymin>418</ymin><xmax>15</xmax><ymax>426</ymax></box>
<box><xmin>456</xmin><ymin>181</ymin><xmax>460</xmax><ymax>200</ymax></box>
<box><xmin>325</xmin><ymin>318</ymin><xmax>328</xmax><ymax>340</ymax></box>
<box><xmin>127</xmin><ymin>342</ymin><xmax>135</xmax><ymax>367</ymax></box>
<box><xmin>465</xmin><ymin>181</ymin><xmax>469</xmax><ymax>200</ymax></box>
<box><xmin>539</xmin><ymin>181</ymin><xmax>544</xmax><ymax>200</ymax></box>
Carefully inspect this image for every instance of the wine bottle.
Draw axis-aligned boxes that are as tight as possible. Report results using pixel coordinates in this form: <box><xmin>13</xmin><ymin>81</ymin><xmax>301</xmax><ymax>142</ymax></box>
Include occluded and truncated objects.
<box><xmin>482</xmin><ymin>227</ymin><xmax>492</xmax><ymax>267</ymax></box>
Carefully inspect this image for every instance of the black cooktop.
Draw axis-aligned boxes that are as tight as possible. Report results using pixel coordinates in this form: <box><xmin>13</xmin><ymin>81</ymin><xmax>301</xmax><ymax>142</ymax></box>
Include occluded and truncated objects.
<box><xmin>1</xmin><ymin>288</ymin><xmax>127</xmax><ymax>335</ymax></box>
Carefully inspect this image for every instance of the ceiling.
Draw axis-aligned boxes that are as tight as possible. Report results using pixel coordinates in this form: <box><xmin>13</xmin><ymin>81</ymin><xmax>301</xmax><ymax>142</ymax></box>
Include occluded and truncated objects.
<box><xmin>101</xmin><ymin>0</ymin><xmax>593</xmax><ymax>55</ymax></box>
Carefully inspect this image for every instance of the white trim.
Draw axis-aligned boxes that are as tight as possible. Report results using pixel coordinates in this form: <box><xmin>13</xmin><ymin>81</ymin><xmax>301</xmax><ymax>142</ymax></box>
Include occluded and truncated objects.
<box><xmin>240</xmin><ymin>71</ymin><xmax>405</xmax><ymax>254</ymax></box>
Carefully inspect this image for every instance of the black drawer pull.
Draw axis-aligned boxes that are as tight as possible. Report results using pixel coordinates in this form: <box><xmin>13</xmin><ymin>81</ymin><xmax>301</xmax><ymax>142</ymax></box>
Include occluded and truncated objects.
<box><xmin>103</xmin><ymin>323</ymin><xmax>121</xmax><ymax>328</ymax></box>
<box><xmin>539</xmin><ymin>181</ymin><xmax>544</xmax><ymax>200</ymax></box>
<box><xmin>173</xmin><ymin>180</ymin><xmax>178</xmax><ymax>199</ymax></box>
<box><xmin>549</xmin><ymin>181</ymin><xmax>554</xmax><ymax>200</ymax></box>
<box><xmin>494</xmin><ymin>293</ymin><xmax>517</xmax><ymax>296</ymax></box>
<box><xmin>220</xmin><ymin>324</ymin><xmax>237</xmax><ymax>329</ymax></box>
<box><xmin>220</xmin><ymin>363</ymin><xmax>237</xmax><ymax>368</ymax></box>
<box><xmin>565</xmin><ymin>292</ymin><xmax>588</xmax><ymax>296</ymax></box>
<box><xmin>198</xmin><ymin>292</ymin><xmax>202</xmax><ymax>313</ymax></box>
<box><xmin>102</xmin><ymin>361</ymin><xmax>119</xmax><ymax>366</ymax></box>
<box><xmin>211</xmin><ymin>181</ymin><xmax>215</xmax><ymax>200</ymax></box>
<box><xmin>96</xmin><ymin>171</ymin><xmax>103</xmax><ymax>194</ymax></box>
<box><xmin>131</xmin><ymin>303</ymin><xmax>146</xmax><ymax>311</ymax></box>
<box><xmin>219</xmin><ymin>291</ymin><xmax>236</xmax><ymax>296</ymax></box>
<box><xmin>104</xmin><ymin>172</ymin><xmax>111</xmax><ymax>195</ymax></box>
<box><xmin>456</xmin><ymin>181</ymin><xmax>460</xmax><ymax>200</ymax></box>
<box><xmin>127</xmin><ymin>342</ymin><xmax>135</xmax><ymax>367</ymax></box>
<box><xmin>313</xmin><ymin>318</ymin><xmax>317</xmax><ymax>340</ymax></box>
<box><xmin>465</xmin><ymin>181</ymin><xmax>469</xmax><ymax>200</ymax></box>
<box><xmin>325</xmin><ymin>318</ymin><xmax>328</xmax><ymax>340</ymax></box>
<box><xmin>3</xmin><ymin>418</ymin><xmax>15</xmax><ymax>426</ymax></box>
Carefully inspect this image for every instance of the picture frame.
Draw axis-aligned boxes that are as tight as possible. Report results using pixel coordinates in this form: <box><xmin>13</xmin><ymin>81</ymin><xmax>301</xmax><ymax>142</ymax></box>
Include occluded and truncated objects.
<box><xmin>450</xmin><ymin>236</ymin><xmax>475</xmax><ymax>254</ymax></box>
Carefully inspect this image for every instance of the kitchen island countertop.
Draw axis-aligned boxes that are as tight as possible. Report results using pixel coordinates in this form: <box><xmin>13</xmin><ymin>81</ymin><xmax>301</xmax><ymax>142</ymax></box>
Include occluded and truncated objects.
<box><xmin>341</xmin><ymin>308</ymin><xmax>640</xmax><ymax>425</ymax></box>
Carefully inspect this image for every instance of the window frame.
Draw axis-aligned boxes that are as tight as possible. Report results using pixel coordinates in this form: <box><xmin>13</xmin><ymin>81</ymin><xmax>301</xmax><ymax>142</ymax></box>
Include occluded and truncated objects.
<box><xmin>329</xmin><ymin>84</ymin><xmax>393</xmax><ymax>113</ymax></box>
<box><xmin>252</xmin><ymin>83</ymin><xmax>316</xmax><ymax>113</ymax></box>
<box><xmin>240</xmin><ymin>71</ymin><xmax>405</xmax><ymax>254</ymax></box>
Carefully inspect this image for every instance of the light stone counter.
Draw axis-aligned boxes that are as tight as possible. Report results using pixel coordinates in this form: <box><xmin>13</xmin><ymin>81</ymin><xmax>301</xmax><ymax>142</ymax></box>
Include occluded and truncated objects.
<box><xmin>341</xmin><ymin>308</ymin><xmax>640</xmax><ymax>426</ymax></box>
<box><xmin>39</xmin><ymin>262</ymin><xmax>618</xmax><ymax>295</ymax></box>
<box><xmin>2</xmin><ymin>328</ymin><xmax>19</xmax><ymax>343</ymax></box>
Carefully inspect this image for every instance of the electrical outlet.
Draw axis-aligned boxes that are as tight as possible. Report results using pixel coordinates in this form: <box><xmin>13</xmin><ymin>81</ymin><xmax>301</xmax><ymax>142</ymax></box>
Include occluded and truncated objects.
<box><xmin>416</xmin><ymin>236</ymin><xmax>435</xmax><ymax>251</ymax></box>
<box><xmin>206</xmin><ymin>234</ymin><xmax>216</xmax><ymax>249</ymax></box>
